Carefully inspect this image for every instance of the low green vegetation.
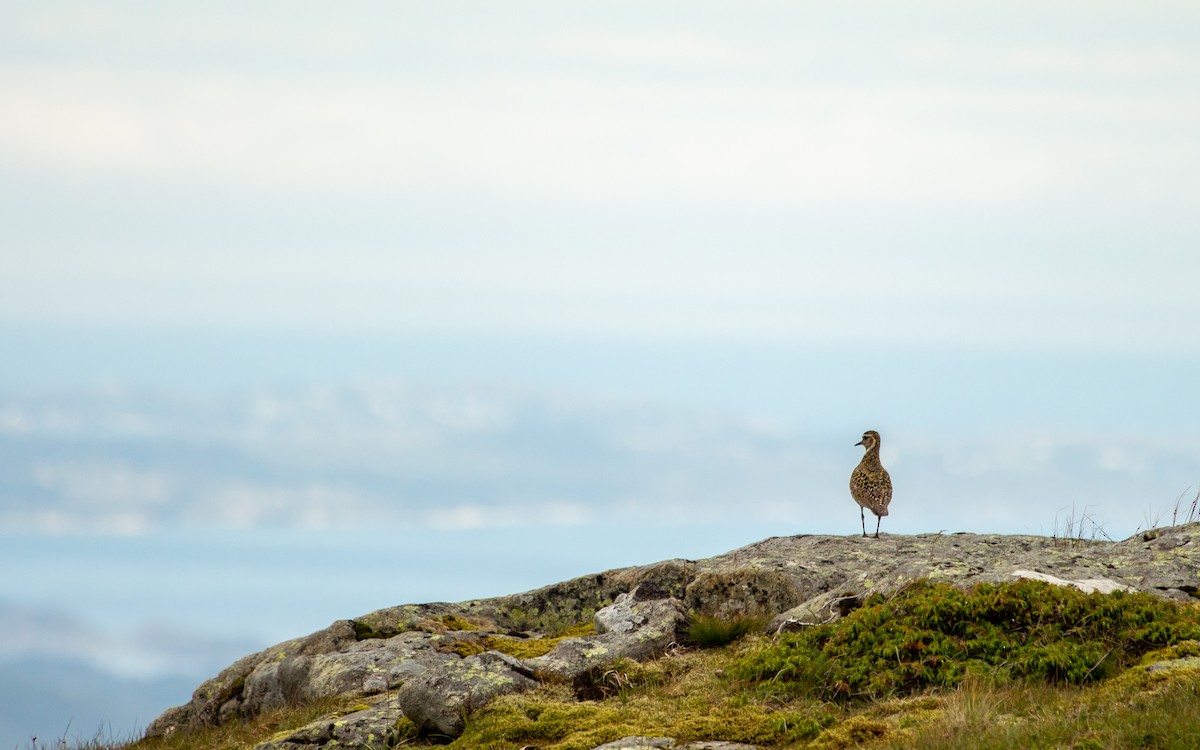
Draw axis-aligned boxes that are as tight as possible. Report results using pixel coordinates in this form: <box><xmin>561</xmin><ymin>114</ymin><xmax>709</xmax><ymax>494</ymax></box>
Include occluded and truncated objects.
<box><xmin>734</xmin><ymin>579</ymin><xmax>1200</xmax><ymax>703</ymax></box>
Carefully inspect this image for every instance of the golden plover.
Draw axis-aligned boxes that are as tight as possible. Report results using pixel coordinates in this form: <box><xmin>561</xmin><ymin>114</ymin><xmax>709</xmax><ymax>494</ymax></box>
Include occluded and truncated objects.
<box><xmin>850</xmin><ymin>429</ymin><xmax>892</xmax><ymax>538</ymax></box>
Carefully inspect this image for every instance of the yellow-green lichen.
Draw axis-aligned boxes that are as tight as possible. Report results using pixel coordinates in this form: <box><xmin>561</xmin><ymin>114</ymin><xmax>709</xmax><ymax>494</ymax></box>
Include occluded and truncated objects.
<box><xmin>482</xmin><ymin>622</ymin><xmax>597</xmax><ymax>659</ymax></box>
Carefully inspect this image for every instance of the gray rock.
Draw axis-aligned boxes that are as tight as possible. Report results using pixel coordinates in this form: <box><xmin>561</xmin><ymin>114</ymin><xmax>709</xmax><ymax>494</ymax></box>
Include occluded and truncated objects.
<box><xmin>253</xmin><ymin>702</ymin><xmax>405</xmax><ymax>750</ymax></box>
<box><xmin>237</xmin><ymin>630</ymin><xmax>457</xmax><ymax>716</ymax></box>
<box><xmin>1144</xmin><ymin>656</ymin><xmax>1200</xmax><ymax>674</ymax></box>
<box><xmin>591</xmin><ymin>738</ymin><xmax>761</xmax><ymax>750</ymax></box>
<box><xmin>395</xmin><ymin>650</ymin><xmax>537</xmax><ymax>738</ymax></box>
<box><xmin>1011</xmin><ymin>569</ymin><xmax>1134</xmax><ymax>594</ymax></box>
<box><xmin>529</xmin><ymin>585</ymin><xmax>688</xmax><ymax>683</ymax></box>
<box><xmin>591</xmin><ymin>738</ymin><xmax>677</xmax><ymax>750</ymax></box>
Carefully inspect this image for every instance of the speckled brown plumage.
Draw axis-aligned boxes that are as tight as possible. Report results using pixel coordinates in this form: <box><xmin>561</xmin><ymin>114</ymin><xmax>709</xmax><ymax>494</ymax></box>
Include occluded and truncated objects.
<box><xmin>850</xmin><ymin>429</ymin><xmax>892</xmax><ymax>538</ymax></box>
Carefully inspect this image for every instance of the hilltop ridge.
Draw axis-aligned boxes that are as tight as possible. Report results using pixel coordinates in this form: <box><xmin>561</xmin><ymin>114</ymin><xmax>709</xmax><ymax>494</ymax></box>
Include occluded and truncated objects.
<box><xmin>145</xmin><ymin>525</ymin><xmax>1200</xmax><ymax>748</ymax></box>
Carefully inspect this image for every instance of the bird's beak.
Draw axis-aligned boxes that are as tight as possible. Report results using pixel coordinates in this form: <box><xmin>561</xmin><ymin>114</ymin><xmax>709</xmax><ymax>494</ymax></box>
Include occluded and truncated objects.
<box><xmin>854</xmin><ymin>439</ymin><xmax>864</xmax><ymax>447</ymax></box>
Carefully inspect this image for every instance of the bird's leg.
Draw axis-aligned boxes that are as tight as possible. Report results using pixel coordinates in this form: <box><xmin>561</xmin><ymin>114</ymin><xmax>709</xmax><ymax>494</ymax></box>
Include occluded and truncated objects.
<box><xmin>874</xmin><ymin>514</ymin><xmax>881</xmax><ymax>539</ymax></box>
<box><xmin>861</xmin><ymin>507</ymin><xmax>866</xmax><ymax>537</ymax></box>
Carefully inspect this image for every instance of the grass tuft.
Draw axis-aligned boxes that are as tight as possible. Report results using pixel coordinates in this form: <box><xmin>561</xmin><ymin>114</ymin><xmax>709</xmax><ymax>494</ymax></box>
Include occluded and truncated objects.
<box><xmin>1051</xmin><ymin>503</ymin><xmax>1112</xmax><ymax>546</ymax></box>
<box><xmin>684</xmin><ymin>612</ymin><xmax>771</xmax><ymax>648</ymax></box>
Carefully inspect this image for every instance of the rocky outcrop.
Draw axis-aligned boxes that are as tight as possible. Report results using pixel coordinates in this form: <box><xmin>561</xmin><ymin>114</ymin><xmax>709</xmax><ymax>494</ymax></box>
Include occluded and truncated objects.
<box><xmin>147</xmin><ymin>524</ymin><xmax>1200</xmax><ymax>746</ymax></box>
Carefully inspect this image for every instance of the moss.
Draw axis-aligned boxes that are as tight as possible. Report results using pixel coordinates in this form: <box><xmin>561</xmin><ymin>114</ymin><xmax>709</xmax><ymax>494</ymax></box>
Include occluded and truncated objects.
<box><xmin>483</xmin><ymin>622</ymin><xmax>597</xmax><ymax>659</ymax></box>
<box><xmin>393</xmin><ymin>716</ymin><xmax>420</xmax><ymax>742</ymax></box>
<box><xmin>450</xmin><ymin>692</ymin><xmax>628</xmax><ymax>750</ymax></box>
<box><xmin>333</xmin><ymin>703</ymin><xmax>371</xmax><ymax>715</ymax></box>
<box><xmin>351</xmin><ymin>620</ymin><xmax>395</xmax><ymax>640</ymax></box>
<box><xmin>809</xmin><ymin>715</ymin><xmax>893</xmax><ymax>749</ymax></box>
<box><xmin>446</xmin><ymin>640</ymin><xmax>487</xmax><ymax>657</ymax></box>
<box><xmin>437</xmin><ymin>614</ymin><xmax>482</xmax><ymax>631</ymax></box>
<box><xmin>1092</xmin><ymin>641</ymin><xmax>1200</xmax><ymax>701</ymax></box>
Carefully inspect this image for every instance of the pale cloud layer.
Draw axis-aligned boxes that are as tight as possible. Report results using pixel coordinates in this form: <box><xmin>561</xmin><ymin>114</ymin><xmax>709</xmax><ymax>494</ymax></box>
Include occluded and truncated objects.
<box><xmin>2</xmin><ymin>2</ymin><xmax>1199</xmax><ymax>350</ymax></box>
<box><xmin>0</xmin><ymin>601</ymin><xmax>259</xmax><ymax>680</ymax></box>
<box><xmin>3</xmin><ymin>381</ymin><xmax>1196</xmax><ymax>538</ymax></box>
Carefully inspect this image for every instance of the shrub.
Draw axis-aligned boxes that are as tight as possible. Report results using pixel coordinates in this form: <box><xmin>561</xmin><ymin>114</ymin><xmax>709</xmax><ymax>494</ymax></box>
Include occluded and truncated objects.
<box><xmin>733</xmin><ymin>579</ymin><xmax>1200</xmax><ymax>703</ymax></box>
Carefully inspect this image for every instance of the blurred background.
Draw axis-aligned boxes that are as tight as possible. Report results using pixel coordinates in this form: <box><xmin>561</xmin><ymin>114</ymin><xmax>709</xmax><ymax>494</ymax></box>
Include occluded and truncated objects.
<box><xmin>2</xmin><ymin>1</ymin><xmax>1199</xmax><ymax>746</ymax></box>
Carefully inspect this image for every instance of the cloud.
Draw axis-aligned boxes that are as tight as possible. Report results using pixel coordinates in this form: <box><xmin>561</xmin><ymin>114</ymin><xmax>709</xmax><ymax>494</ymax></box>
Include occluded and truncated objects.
<box><xmin>424</xmin><ymin>501</ymin><xmax>593</xmax><ymax>531</ymax></box>
<box><xmin>4</xmin><ymin>5</ymin><xmax>1198</xmax><ymax>212</ymax></box>
<box><xmin>2</xmin><ymin>4</ymin><xmax>1199</xmax><ymax>350</ymax></box>
<box><xmin>0</xmin><ymin>601</ymin><xmax>260</xmax><ymax>679</ymax></box>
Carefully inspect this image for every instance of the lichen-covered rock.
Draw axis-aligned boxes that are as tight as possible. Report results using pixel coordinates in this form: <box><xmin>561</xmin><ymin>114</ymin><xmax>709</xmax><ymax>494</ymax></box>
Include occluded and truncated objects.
<box><xmin>395</xmin><ymin>650</ymin><xmax>537</xmax><ymax>738</ymax></box>
<box><xmin>237</xmin><ymin>630</ymin><xmax>457</xmax><ymax>717</ymax></box>
<box><xmin>591</xmin><ymin>740</ymin><xmax>677</xmax><ymax>750</ymax></box>
<box><xmin>253</xmin><ymin>702</ymin><xmax>405</xmax><ymax>750</ymax></box>
<box><xmin>528</xmin><ymin>584</ymin><xmax>688</xmax><ymax>683</ymax></box>
<box><xmin>684</xmin><ymin>569</ymin><xmax>805</xmax><ymax>619</ymax></box>
<box><xmin>1145</xmin><ymin>656</ymin><xmax>1200</xmax><ymax>674</ymax></box>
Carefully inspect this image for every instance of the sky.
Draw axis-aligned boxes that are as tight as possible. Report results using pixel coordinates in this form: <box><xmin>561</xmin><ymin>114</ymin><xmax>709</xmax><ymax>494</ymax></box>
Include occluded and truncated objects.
<box><xmin>2</xmin><ymin>1</ymin><xmax>1200</xmax><ymax>745</ymax></box>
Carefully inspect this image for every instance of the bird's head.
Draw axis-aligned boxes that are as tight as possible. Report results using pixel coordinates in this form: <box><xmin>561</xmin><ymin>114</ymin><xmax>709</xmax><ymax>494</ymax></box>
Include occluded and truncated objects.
<box><xmin>855</xmin><ymin>430</ymin><xmax>881</xmax><ymax>450</ymax></box>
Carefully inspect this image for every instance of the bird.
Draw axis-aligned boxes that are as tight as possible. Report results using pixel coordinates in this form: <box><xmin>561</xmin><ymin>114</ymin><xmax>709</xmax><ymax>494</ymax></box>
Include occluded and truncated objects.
<box><xmin>850</xmin><ymin>429</ymin><xmax>892</xmax><ymax>538</ymax></box>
